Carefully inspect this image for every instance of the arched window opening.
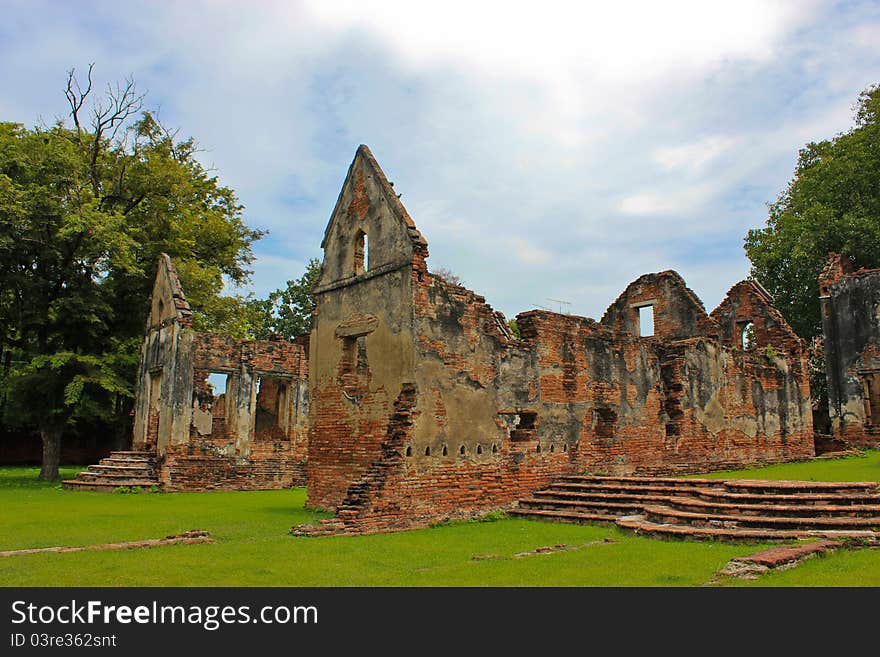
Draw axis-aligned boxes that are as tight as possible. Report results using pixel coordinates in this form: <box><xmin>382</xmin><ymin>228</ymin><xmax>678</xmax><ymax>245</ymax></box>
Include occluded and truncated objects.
<box><xmin>476</xmin><ymin>444</ymin><xmax>483</xmax><ymax>454</ymax></box>
<box><xmin>536</xmin><ymin>444</ymin><xmax>542</xmax><ymax>453</ymax></box>
<box><xmin>405</xmin><ymin>446</ymin><xmax>412</xmax><ymax>457</ymax></box>
<box><xmin>459</xmin><ymin>445</ymin><xmax>466</xmax><ymax>455</ymax></box>
<box><xmin>442</xmin><ymin>445</ymin><xmax>448</xmax><ymax>456</ymax></box>
<box><xmin>354</xmin><ymin>230</ymin><xmax>369</xmax><ymax>275</ymax></box>
<box><xmin>492</xmin><ymin>444</ymin><xmax>498</xmax><ymax>453</ymax></box>
<box><xmin>425</xmin><ymin>446</ymin><xmax>431</xmax><ymax>456</ymax></box>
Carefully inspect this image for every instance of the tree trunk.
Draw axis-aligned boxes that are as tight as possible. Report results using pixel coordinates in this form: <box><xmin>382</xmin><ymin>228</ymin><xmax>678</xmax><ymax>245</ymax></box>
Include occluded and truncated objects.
<box><xmin>111</xmin><ymin>395</ymin><xmax>134</xmax><ymax>451</ymax></box>
<box><xmin>38</xmin><ymin>424</ymin><xmax>63</xmax><ymax>481</ymax></box>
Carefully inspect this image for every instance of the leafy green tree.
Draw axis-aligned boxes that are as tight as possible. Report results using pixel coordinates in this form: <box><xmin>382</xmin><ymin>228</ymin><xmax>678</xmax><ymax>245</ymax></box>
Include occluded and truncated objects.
<box><xmin>0</xmin><ymin>66</ymin><xmax>263</xmax><ymax>479</ymax></box>
<box><xmin>745</xmin><ymin>84</ymin><xmax>880</xmax><ymax>339</ymax></box>
<box><xmin>250</xmin><ymin>258</ymin><xmax>321</xmax><ymax>340</ymax></box>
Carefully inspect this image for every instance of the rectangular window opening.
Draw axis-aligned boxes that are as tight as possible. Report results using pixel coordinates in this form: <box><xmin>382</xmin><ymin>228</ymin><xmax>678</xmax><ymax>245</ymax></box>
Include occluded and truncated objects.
<box><xmin>339</xmin><ymin>335</ymin><xmax>369</xmax><ymax>393</ymax></box>
<box><xmin>862</xmin><ymin>372</ymin><xmax>880</xmax><ymax>426</ymax></box>
<box><xmin>207</xmin><ymin>372</ymin><xmax>227</xmax><ymax>395</ymax></box>
<box><xmin>638</xmin><ymin>305</ymin><xmax>654</xmax><ymax>337</ymax></box>
<box><xmin>148</xmin><ymin>369</ymin><xmax>163</xmax><ymax>410</ymax></box>
<box><xmin>145</xmin><ymin>369</ymin><xmax>163</xmax><ymax>446</ymax></box>
<box><xmin>192</xmin><ymin>370</ymin><xmax>232</xmax><ymax>437</ymax></box>
<box><xmin>593</xmin><ymin>406</ymin><xmax>618</xmax><ymax>441</ymax></box>
<box><xmin>255</xmin><ymin>375</ymin><xmax>291</xmax><ymax>438</ymax></box>
<box><xmin>506</xmin><ymin>410</ymin><xmax>538</xmax><ymax>442</ymax></box>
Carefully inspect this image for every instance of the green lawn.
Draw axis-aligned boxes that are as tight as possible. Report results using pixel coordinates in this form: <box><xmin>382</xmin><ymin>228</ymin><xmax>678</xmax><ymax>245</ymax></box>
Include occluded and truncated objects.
<box><xmin>690</xmin><ymin>452</ymin><xmax>880</xmax><ymax>482</ymax></box>
<box><xmin>1</xmin><ymin>452</ymin><xmax>879</xmax><ymax>587</ymax></box>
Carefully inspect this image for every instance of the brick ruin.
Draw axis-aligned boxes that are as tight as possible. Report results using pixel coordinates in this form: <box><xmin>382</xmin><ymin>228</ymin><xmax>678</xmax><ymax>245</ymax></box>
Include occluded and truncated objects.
<box><xmin>302</xmin><ymin>145</ymin><xmax>815</xmax><ymax>533</ymax></box>
<box><xmin>72</xmin><ymin>145</ymin><xmax>859</xmax><ymax>536</ymax></box>
<box><xmin>129</xmin><ymin>254</ymin><xmax>309</xmax><ymax>490</ymax></box>
<box><xmin>820</xmin><ymin>253</ymin><xmax>880</xmax><ymax>447</ymax></box>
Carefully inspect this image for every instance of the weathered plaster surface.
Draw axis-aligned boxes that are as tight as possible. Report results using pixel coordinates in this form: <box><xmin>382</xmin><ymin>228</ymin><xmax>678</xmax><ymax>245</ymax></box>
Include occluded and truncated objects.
<box><xmin>303</xmin><ymin>146</ymin><xmax>815</xmax><ymax>533</ymax></box>
<box><xmin>820</xmin><ymin>254</ymin><xmax>880</xmax><ymax>445</ymax></box>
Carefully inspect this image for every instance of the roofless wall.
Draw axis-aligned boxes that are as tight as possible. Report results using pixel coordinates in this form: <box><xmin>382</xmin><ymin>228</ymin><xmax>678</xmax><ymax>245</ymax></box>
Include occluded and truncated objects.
<box><xmin>303</xmin><ymin>146</ymin><xmax>815</xmax><ymax>534</ymax></box>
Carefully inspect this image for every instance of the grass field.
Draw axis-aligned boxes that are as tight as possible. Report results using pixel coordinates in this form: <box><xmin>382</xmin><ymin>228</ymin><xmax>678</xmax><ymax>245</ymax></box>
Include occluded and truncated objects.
<box><xmin>1</xmin><ymin>453</ymin><xmax>880</xmax><ymax>587</ymax></box>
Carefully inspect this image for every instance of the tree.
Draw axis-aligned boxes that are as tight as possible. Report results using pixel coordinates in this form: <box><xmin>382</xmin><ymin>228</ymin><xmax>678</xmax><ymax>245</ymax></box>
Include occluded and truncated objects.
<box><xmin>250</xmin><ymin>258</ymin><xmax>321</xmax><ymax>340</ymax></box>
<box><xmin>431</xmin><ymin>266</ymin><xmax>462</xmax><ymax>286</ymax></box>
<box><xmin>745</xmin><ymin>84</ymin><xmax>880</xmax><ymax>340</ymax></box>
<box><xmin>0</xmin><ymin>66</ymin><xmax>263</xmax><ymax>479</ymax></box>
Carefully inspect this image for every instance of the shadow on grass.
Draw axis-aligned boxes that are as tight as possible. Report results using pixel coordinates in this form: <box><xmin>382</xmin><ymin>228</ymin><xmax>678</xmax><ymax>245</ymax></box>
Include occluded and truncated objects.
<box><xmin>0</xmin><ymin>466</ymin><xmax>84</xmax><ymax>489</ymax></box>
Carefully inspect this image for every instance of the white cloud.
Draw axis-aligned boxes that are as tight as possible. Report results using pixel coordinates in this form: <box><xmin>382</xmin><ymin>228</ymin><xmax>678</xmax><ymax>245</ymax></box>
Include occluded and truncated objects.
<box><xmin>506</xmin><ymin>237</ymin><xmax>553</xmax><ymax>266</ymax></box>
<box><xmin>302</xmin><ymin>0</ymin><xmax>817</xmax><ymax>146</ymax></box>
<box><xmin>304</xmin><ymin>1</ymin><xmax>806</xmax><ymax>81</ymax></box>
<box><xmin>851</xmin><ymin>22</ymin><xmax>880</xmax><ymax>49</ymax></box>
<box><xmin>226</xmin><ymin>253</ymin><xmax>313</xmax><ymax>298</ymax></box>
<box><xmin>618</xmin><ymin>185</ymin><xmax>715</xmax><ymax>216</ymax></box>
<box><xmin>653</xmin><ymin>135</ymin><xmax>742</xmax><ymax>171</ymax></box>
<box><xmin>1</xmin><ymin>0</ymin><xmax>876</xmax><ymax>323</ymax></box>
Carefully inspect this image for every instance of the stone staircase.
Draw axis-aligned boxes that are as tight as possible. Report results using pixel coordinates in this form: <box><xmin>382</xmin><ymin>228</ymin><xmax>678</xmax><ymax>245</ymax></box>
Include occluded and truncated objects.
<box><xmin>511</xmin><ymin>475</ymin><xmax>880</xmax><ymax>542</ymax></box>
<box><xmin>62</xmin><ymin>451</ymin><xmax>160</xmax><ymax>492</ymax></box>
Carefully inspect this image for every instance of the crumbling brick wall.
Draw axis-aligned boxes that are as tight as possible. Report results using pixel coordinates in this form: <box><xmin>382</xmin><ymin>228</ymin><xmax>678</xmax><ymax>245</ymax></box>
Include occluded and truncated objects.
<box><xmin>132</xmin><ymin>254</ymin><xmax>196</xmax><ymax>455</ymax></box>
<box><xmin>820</xmin><ymin>253</ymin><xmax>880</xmax><ymax>446</ymax></box>
<box><xmin>304</xmin><ymin>145</ymin><xmax>815</xmax><ymax>534</ymax></box>
<box><xmin>132</xmin><ymin>254</ymin><xmax>309</xmax><ymax>491</ymax></box>
<box><xmin>306</xmin><ymin>145</ymin><xmax>425</xmax><ymax>510</ymax></box>
<box><xmin>600</xmin><ymin>270</ymin><xmax>719</xmax><ymax>340</ymax></box>
<box><xmin>160</xmin><ymin>333</ymin><xmax>309</xmax><ymax>491</ymax></box>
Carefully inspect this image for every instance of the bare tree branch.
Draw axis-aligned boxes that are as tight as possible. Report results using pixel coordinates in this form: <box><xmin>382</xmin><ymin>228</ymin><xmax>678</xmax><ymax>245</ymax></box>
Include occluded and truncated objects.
<box><xmin>64</xmin><ymin>63</ymin><xmax>94</xmax><ymax>150</ymax></box>
<box><xmin>63</xmin><ymin>67</ymin><xmax>145</xmax><ymax>197</ymax></box>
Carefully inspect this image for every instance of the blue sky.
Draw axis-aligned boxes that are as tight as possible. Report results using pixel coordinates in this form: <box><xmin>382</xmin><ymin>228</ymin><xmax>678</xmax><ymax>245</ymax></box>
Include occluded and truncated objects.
<box><xmin>2</xmin><ymin>0</ymin><xmax>879</xmax><ymax>320</ymax></box>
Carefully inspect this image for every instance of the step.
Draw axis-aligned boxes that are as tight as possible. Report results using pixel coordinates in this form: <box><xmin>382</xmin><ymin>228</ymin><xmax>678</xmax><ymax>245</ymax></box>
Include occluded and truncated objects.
<box><xmin>549</xmin><ymin>482</ymin><xmax>718</xmax><ymax>496</ymax></box>
<box><xmin>88</xmin><ymin>464</ymin><xmax>154</xmax><ymax>474</ymax></box>
<box><xmin>661</xmin><ymin>496</ymin><xmax>880</xmax><ymax>519</ymax></box>
<box><xmin>723</xmin><ymin>479</ymin><xmax>880</xmax><ymax>495</ymax></box>
<box><xmin>561</xmin><ymin>475</ymin><xmax>723</xmax><ymax>488</ymax></box>
<box><xmin>642</xmin><ymin>504</ymin><xmax>880</xmax><ymax>531</ymax></box>
<box><xmin>100</xmin><ymin>457</ymin><xmax>153</xmax><ymax>466</ymax></box>
<box><xmin>92</xmin><ymin>462</ymin><xmax>154</xmax><ymax>470</ymax></box>
<box><xmin>508</xmin><ymin>508</ymin><xmax>621</xmax><ymax>525</ymax></box>
<box><xmin>532</xmin><ymin>490</ymin><xmax>683</xmax><ymax>505</ymax></box>
<box><xmin>77</xmin><ymin>470</ymin><xmax>155</xmax><ymax>481</ymax></box>
<box><xmin>62</xmin><ymin>479</ymin><xmax>160</xmax><ymax>492</ymax></box>
<box><xmin>690</xmin><ymin>488</ymin><xmax>880</xmax><ymax>506</ymax></box>
<box><xmin>517</xmin><ymin>498</ymin><xmax>644</xmax><ymax>515</ymax></box>
<box><xmin>616</xmin><ymin>515</ymin><xmax>878</xmax><ymax>543</ymax></box>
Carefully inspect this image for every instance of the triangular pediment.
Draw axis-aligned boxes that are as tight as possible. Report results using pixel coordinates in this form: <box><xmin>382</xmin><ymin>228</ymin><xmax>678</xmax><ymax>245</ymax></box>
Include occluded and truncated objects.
<box><xmin>321</xmin><ymin>145</ymin><xmax>426</xmax><ymax>251</ymax></box>
<box><xmin>316</xmin><ymin>146</ymin><xmax>429</xmax><ymax>288</ymax></box>
<box><xmin>147</xmin><ymin>253</ymin><xmax>192</xmax><ymax>328</ymax></box>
